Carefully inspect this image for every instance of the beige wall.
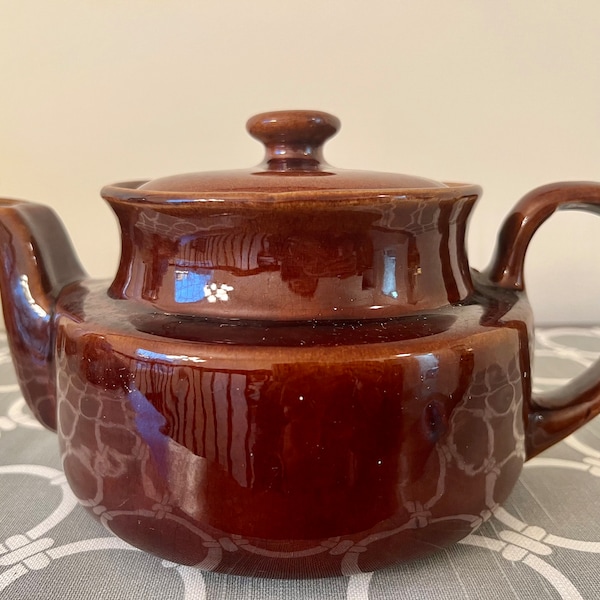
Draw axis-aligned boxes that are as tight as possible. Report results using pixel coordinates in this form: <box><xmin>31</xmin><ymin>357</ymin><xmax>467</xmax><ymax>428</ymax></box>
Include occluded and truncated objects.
<box><xmin>1</xmin><ymin>1</ymin><xmax>599</xmax><ymax>324</ymax></box>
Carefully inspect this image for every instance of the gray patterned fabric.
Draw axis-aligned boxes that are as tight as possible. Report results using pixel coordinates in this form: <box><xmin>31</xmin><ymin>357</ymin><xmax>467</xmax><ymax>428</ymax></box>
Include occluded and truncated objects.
<box><xmin>1</xmin><ymin>328</ymin><xmax>600</xmax><ymax>599</ymax></box>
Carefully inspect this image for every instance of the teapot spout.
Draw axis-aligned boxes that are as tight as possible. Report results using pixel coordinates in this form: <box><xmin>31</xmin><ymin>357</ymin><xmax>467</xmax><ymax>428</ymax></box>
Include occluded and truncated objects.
<box><xmin>0</xmin><ymin>199</ymin><xmax>86</xmax><ymax>431</ymax></box>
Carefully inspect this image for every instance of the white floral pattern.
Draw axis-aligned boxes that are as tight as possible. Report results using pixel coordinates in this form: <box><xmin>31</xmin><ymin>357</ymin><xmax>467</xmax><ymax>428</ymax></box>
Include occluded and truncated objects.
<box><xmin>1</xmin><ymin>329</ymin><xmax>600</xmax><ymax>599</ymax></box>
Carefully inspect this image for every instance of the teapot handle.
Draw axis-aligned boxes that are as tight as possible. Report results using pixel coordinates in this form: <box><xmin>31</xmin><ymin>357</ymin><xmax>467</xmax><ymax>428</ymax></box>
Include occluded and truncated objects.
<box><xmin>488</xmin><ymin>181</ymin><xmax>600</xmax><ymax>459</ymax></box>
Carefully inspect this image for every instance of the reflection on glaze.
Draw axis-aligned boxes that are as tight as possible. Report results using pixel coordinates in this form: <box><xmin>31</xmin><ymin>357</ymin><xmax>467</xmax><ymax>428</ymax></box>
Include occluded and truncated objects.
<box><xmin>381</xmin><ymin>252</ymin><xmax>398</xmax><ymax>299</ymax></box>
<box><xmin>174</xmin><ymin>270</ymin><xmax>211</xmax><ymax>303</ymax></box>
<box><xmin>174</xmin><ymin>271</ymin><xmax>234</xmax><ymax>305</ymax></box>
<box><xmin>18</xmin><ymin>274</ymin><xmax>48</xmax><ymax>319</ymax></box>
<box><xmin>128</xmin><ymin>385</ymin><xmax>169</xmax><ymax>475</ymax></box>
<box><xmin>416</xmin><ymin>352</ymin><xmax>440</xmax><ymax>382</ymax></box>
<box><xmin>203</xmin><ymin>282</ymin><xmax>233</xmax><ymax>303</ymax></box>
<box><xmin>136</xmin><ymin>348</ymin><xmax>207</xmax><ymax>364</ymax></box>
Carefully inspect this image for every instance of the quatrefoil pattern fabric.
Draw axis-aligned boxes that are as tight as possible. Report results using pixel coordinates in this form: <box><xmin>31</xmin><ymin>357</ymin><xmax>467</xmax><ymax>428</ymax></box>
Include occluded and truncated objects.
<box><xmin>1</xmin><ymin>329</ymin><xmax>600</xmax><ymax>599</ymax></box>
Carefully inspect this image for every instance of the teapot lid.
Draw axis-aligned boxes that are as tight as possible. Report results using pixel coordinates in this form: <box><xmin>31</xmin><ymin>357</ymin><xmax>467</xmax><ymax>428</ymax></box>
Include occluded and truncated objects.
<box><xmin>134</xmin><ymin>110</ymin><xmax>449</xmax><ymax>195</ymax></box>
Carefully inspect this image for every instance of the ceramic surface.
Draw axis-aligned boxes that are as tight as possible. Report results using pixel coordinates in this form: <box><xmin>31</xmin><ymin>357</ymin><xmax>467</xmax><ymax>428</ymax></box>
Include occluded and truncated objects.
<box><xmin>1</xmin><ymin>111</ymin><xmax>600</xmax><ymax>577</ymax></box>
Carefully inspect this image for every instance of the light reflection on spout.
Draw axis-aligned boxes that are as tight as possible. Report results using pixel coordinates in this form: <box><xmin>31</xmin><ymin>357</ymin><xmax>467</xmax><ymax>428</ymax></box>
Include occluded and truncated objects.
<box><xmin>19</xmin><ymin>274</ymin><xmax>47</xmax><ymax>319</ymax></box>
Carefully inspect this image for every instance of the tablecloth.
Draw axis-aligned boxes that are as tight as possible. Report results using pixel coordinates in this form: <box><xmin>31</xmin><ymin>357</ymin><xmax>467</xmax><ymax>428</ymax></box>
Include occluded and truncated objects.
<box><xmin>1</xmin><ymin>327</ymin><xmax>599</xmax><ymax>599</ymax></box>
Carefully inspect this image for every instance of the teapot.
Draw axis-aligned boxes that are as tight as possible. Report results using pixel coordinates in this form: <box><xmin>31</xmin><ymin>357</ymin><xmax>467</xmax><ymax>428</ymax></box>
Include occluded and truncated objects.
<box><xmin>2</xmin><ymin>110</ymin><xmax>600</xmax><ymax>579</ymax></box>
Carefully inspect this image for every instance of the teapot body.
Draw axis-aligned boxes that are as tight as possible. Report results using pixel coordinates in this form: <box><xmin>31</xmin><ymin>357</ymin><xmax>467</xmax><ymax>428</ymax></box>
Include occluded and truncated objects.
<box><xmin>54</xmin><ymin>270</ymin><xmax>532</xmax><ymax>577</ymax></box>
<box><xmin>2</xmin><ymin>111</ymin><xmax>599</xmax><ymax>578</ymax></box>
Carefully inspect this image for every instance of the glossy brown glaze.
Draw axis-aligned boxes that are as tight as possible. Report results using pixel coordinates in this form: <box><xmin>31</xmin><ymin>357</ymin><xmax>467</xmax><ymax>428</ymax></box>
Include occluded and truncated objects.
<box><xmin>54</xmin><ymin>276</ymin><xmax>529</xmax><ymax>577</ymax></box>
<box><xmin>488</xmin><ymin>181</ymin><xmax>600</xmax><ymax>458</ymax></box>
<box><xmin>103</xmin><ymin>188</ymin><xmax>479</xmax><ymax>320</ymax></box>
<box><xmin>135</xmin><ymin>109</ymin><xmax>447</xmax><ymax>192</ymax></box>
<box><xmin>0</xmin><ymin>200</ymin><xmax>85</xmax><ymax>430</ymax></box>
<box><xmin>1</xmin><ymin>111</ymin><xmax>600</xmax><ymax>577</ymax></box>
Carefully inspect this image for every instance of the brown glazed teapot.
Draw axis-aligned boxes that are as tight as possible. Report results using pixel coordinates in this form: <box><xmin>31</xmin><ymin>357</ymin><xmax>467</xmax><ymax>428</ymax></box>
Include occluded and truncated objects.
<box><xmin>2</xmin><ymin>110</ymin><xmax>600</xmax><ymax>579</ymax></box>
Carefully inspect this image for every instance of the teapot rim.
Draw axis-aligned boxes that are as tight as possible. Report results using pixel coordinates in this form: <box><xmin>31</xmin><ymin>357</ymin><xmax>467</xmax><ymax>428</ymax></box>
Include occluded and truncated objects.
<box><xmin>101</xmin><ymin>180</ymin><xmax>482</xmax><ymax>209</ymax></box>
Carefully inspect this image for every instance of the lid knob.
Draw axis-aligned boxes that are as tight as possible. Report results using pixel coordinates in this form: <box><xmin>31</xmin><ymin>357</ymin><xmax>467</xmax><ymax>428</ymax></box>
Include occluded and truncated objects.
<box><xmin>247</xmin><ymin>110</ymin><xmax>340</xmax><ymax>171</ymax></box>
